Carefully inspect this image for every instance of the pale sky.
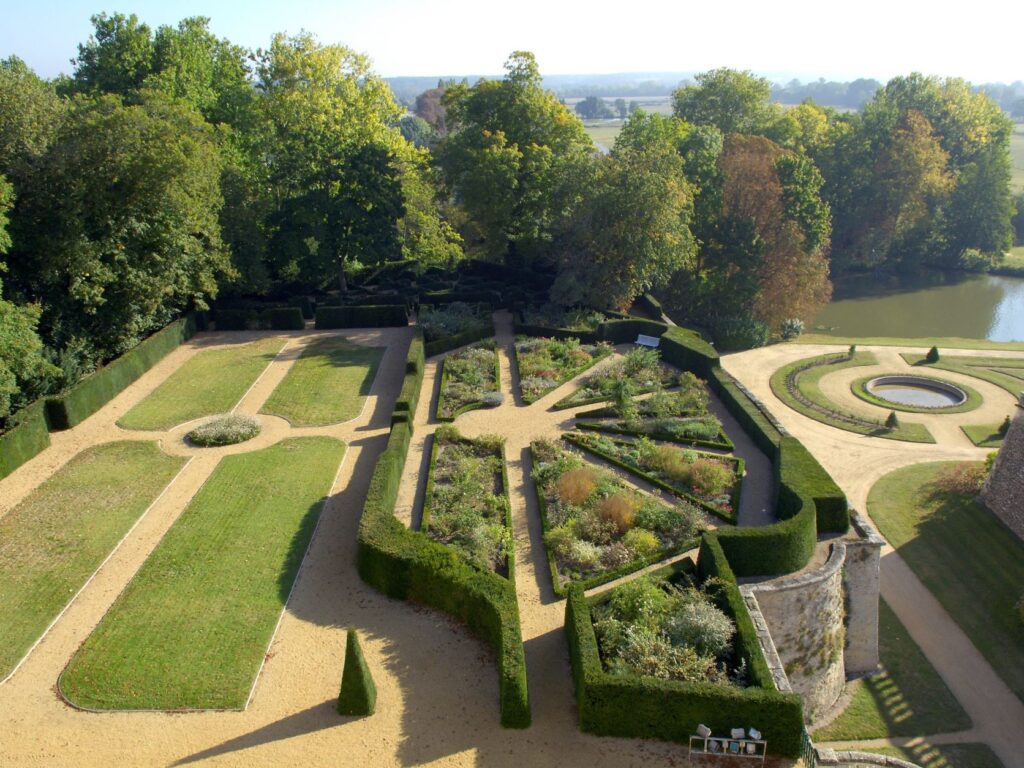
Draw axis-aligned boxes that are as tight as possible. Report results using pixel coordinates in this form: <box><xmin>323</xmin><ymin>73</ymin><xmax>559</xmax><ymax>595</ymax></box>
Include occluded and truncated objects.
<box><xmin>2</xmin><ymin>0</ymin><xmax>1021</xmax><ymax>84</ymax></box>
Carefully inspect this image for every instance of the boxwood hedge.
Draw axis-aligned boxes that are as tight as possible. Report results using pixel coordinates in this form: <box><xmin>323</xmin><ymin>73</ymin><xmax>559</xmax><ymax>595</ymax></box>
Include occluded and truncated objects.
<box><xmin>0</xmin><ymin>400</ymin><xmax>51</xmax><ymax>480</ymax></box>
<box><xmin>316</xmin><ymin>305</ymin><xmax>408</xmax><ymax>328</ymax></box>
<box><xmin>424</xmin><ymin>326</ymin><xmax>494</xmax><ymax>358</ymax></box>
<box><xmin>260</xmin><ymin>306</ymin><xmax>305</xmax><ymax>330</ymax></box>
<box><xmin>393</xmin><ymin>330</ymin><xmax>425</xmax><ymax>417</ymax></box>
<box><xmin>46</xmin><ymin>315</ymin><xmax>201</xmax><ymax>430</ymax></box>
<box><xmin>356</xmin><ymin>353</ymin><xmax>529</xmax><ymax>727</ymax></box>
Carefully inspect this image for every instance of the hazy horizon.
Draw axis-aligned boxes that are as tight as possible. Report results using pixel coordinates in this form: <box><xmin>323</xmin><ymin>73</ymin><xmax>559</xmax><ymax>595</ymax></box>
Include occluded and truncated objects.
<box><xmin>2</xmin><ymin>0</ymin><xmax>1022</xmax><ymax>85</ymax></box>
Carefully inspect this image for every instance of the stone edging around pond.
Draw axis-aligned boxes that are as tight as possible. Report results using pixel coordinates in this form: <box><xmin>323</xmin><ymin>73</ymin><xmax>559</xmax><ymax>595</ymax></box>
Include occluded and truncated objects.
<box><xmin>850</xmin><ymin>373</ymin><xmax>983</xmax><ymax>415</ymax></box>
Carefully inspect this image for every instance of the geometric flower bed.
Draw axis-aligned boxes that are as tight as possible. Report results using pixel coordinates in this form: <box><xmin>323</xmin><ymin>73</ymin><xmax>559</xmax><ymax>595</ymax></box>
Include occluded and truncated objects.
<box><xmin>423</xmin><ymin>426</ymin><xmax>512</xmax><ymax>578</ymax></box>
<box><xmin>532</xmin><ymin>439</ymin><xmax>705</xmax><ymax>595</ymax></box>
<box><xmin>553</xmin><ymin>347</ymin><xmax>680</xmax><ymax>410</ymax></box>
<box><xmin>514</xmin><ymin>336</ymin><xmax>612</xmax><ymax>404</ymax></box>
<box><xmin>435</xmin><ymin>342</ymin><xmax>501</xmax><ymax>421</ymax></box>
<box><xmin>564</xmin><ymin>432</ymin><xmax>743</xmax><ymax>524</ymax></box>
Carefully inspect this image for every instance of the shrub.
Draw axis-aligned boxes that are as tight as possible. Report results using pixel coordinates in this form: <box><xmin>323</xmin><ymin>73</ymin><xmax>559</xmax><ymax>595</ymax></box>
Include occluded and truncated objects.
<box><xmin>600</xmin><ymin>542</ymin><xmax>634</xmax><ymax>569</ymax></box>
<box><xmin>187</xmin><ymin>414</ymin><xmax>261</xmax><ymax>446</ymax></box>
<box><xmin>662</xmin><ymin>600</ymin><xmax>735</xmax><ymax>658</ymax></box>
<box><xmin>576</xmin><ymin>509</ymin><xmax>618</xmax><ymax>545</ymax></box>
<box><xmin>338</xmin><ymin>628</ymin><xmax>376</xmax><ymax>716</ymax></box>
<box><xmin>712</xmin><ymin>317</ymin><xmax>771</xmax><ymax>351</ymax></box>
<box><xmin>0</xmin><ymin>401</ymin><xmax>50</xmax><ymax>480</ymax></box>
<box><xmin>999</xmin><ymin>415</ymin><xmax>1012</xmax><ymax>437</ymax></box>
<box><xmin>482</xmin><ymin>391</ymin><xmax>504</xmax><ymax>407</ymax></box>
<box><xmin>556</xmin><ymin>468</ymin><xmax>598</xmax><ymax>506</ymax></box>
<box><xmin>635</xmin><ymin>501</ymin><xmax>701</xmax><ymax>542</ymax></box>
<box><xmin>567</xmin><ymin>540</ymin><xmax>603</xmax><ymax>569</ymax></box>
<box><xmin>926</xmin><ymin>346</ymin><xmax>940</xmax><ymax>363</ymax></box>
<box><xmin>597</xmin><ymin>493</ymin><xmax>639</xmax><ymax>534</ymax></box>
<box><xmin>623</xmin><ymin>528</ymin><xmax>660</xmax><ymax>559</ymax></box>
<box><xmin>260</xmin><ymin>307</ymin><xmax>305</xmax><ymax>330</ymax></box>
<box><xmin>315</xmin><ymin>305</ymin><xmax>408</xmax><ymax>328</ymax></box>
<box><xmin>779</xmin><ymin>318</ymin><xmax>804</xmax><ymax>340</ymax></box>
<box><xmin>688</xmin><ymin>459</ymin><xmax>734</xmax><ymax>496</ymax></box>
<box><xmin>886</xmin><ymin>411</ymin><xmax>900</xmax><ymax>430</ymax></box>
<box><xmin>544</xmin><ymin>524</ymin><xmax>579</xmax><ymax>561</ymax></box>
<box><xmin>934</xmin><ymin>462</ymin><xmax>987</xmax><ymax>496</ymax></box>
<box><xmin>639</xmin><ymin>442</ymin><xmax>693</xmax><ymax>482</ymax></box>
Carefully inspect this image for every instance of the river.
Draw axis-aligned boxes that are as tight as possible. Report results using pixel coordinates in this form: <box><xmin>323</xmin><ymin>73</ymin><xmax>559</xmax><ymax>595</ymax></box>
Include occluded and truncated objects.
<box><xmin>811</xmin><ymin>271</ymin><xmax>1024</xmax><ymax>341</ymax></box>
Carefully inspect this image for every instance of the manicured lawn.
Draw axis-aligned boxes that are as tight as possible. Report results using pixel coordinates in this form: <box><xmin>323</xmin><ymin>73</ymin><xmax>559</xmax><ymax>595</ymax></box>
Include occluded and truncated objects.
<box><xmin>865</xmin><ymin>743</ymin><xmax>1003</xmax><ymax>768</ymax></box>
<box><xmin>961</xmin><ymin>423</ymin><xmax>1005</xmax><ymax>448</ymax></box>
<box><xmin>814</xmin><ymin>599</ymin><xmax>970</xmax><ymax>740</ymax></box>
<box><xmin>902</xmin><ymin>352</ymin><xmax>1024</xmax><ymax>399</ymax></box>
<box><xmin>769</xmin><ymin>352</ymin><xmax>935</xmax><ymax>443</ymax></box>
<box><xmin>118</xmin><ymin>337</ymin><xmax>285</xmax><ymax>430</ymax></box>
<box><xmin>59</xmin><ymin>437</ymin><xmax>345</xmax><ymax>710</ymax></box>
<box><xmin>0</xmin><ymin>441</ymin><xmax>185</xmax><ymax>680</ymax></box>
<box><xmin>796</xmin><ymin>335</ymin><xmax>1024</xmax><ymax>352</ymax></box>
<box><xmin>868</xmin><ymin>462</ymin><xmax>1024</xmax><ymax>704</ymax></box>
<box><xmin>261</xmin><ymin>336</ymin><xmax>383</xmax><ymax>426</ymax></box>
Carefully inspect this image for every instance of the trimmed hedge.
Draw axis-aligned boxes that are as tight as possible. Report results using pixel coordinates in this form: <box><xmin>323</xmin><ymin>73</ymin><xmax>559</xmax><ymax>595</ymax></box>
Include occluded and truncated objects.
<box><xmin>707</xmin><ymin>368</ymin><xmax>781</xmax><ymax>457</ymax></box>
<box><xmin>425</xmin><ymin>326</ymin><xmax>494</xmax><ymax>357</ymax></box>
<box><xmin>565</xmin><ymin>582</ymin><xmax>804</xmax><ymax>756</ymax></box>
<box><xmin>316</xmin><ymin>305</ymin><xmax>408</xmax><ymax>329</ymax></box>
<box><xmin>0</xmin><ymin>400</ymin><xmax>51</xmax><ymax>480</ymax></box>
<box><xmin>356</xmin><ymin>421</ymin><xmax>530</xmax><ymax>727</ymax></box>
<box><xmin>261</xmin><ymin>306</ymin><xmax>305</xmax><ymax>330</ymax></box>
<box><xmin>291</xmin><ymin>296</ymin><xmax>315</xmax><ymax>320</ymax></box>
<box><xmin>338</xmin><ymin>628</ymin><xmax>376</xmax><ymax>716</ymax></box>
<box><xmin>394</xmin><ymin>330</ymin><xmax>425</xmax><ymax>416</ymax></box>
<box><xmin>599</xmin><ymin>318</ymin><xmax>668</xmax><ymax>344</ymax></box>
<box><xmin>420</xmin><ymin>290</ymin><xmax>503</xmax><ymax>308</ymax></box>
<box><xmin>636</xmin><ymin>293</ymin><xmax>664</xmax><ymax>318</ymax></box>
<box><xmin>46</xmin><ymin>315</ymin><xmax>200</xmax><ymax>430</ymax></box>
<box><xmin>215</xmin><ymin>308</ymin><xmax>258</xmax><ymax>330</ymax></box>
<box><xmin>659</xmin><ymin>327</ymin><xmax>719</xmax><ymax>378</ymax></box>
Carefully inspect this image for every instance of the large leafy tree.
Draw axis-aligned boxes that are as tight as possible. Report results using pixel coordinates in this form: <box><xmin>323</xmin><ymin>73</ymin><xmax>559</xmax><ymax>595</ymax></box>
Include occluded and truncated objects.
<box><xmin>552</xmin><ymin>136</ymin><xmax>696</xmax><ymax>310</ymax></box>
<box><xmin>0</xmin><ymin>57</ymin><xmax>65</xmax><ymax>188</ymax></box>
<box><xmin>439</xmin><ymin>51</ymin><xmax>594</xmax><ymax>265</ymax></box>
<box><xmin>68</xmin><ymin>12</ymin><xmax>156</xmax><ymax>97</ymax></box>
<box><xmin>7</xmin><ymin>94</ymin><xmax>228</xmax><ymax>358</ymax></box>
<box><xmin>0</xmin><ymin>176</ymin><xmax>56</xmax><ymax>421</ymax></box>
<box><xmin>673</xmin><ymin>69</ymin><xmax>777</xmax><ymax>136</ymax></box>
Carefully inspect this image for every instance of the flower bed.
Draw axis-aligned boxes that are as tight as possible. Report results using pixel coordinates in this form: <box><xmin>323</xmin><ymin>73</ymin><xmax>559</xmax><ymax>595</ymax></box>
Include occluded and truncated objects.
<box><xmin>592</xmin><ymin>572</ymin><xmax>746</xmax><ymax>686</ymax></box>
<box><xmin>423</xmin><ymin>426</ymin><xmax>513</xmax><ymax>578</ymax></box>
<box><xmin>419</xmin><ymin>302</ymin><xmax>492</xmax><ymax>342</ymax></box>
<box><xmin>186</xmin><ymin>414</ymin><xmax>261</xmax><ymax>446</ymax></box>
<box><xmin>553</xmin><ymin>347</ymin><xmax>679</xmax><ymax>410</ymax></box>
<box><xmin>435</xmin><ymin>342</ymin><xmax>501</xmax><ymax>421</ymax></box>
<box><xmin>565</xmin><ymin>432</ymin><xmax>742</xmax><ymax>524</ymax></box>
<box><xmin>514</xmin><ymin>336</ymin><xmax>612</xmax><ymax>404</ymax></box>
<box><xmin>531</xmin><ymin>439</ymin><xmax>705</xmax><ymax>594</ymax></box>
<box><xmin>574</xmin><ymin>378</ymin><xmax>733</xmax><ymax>449</ymax></box>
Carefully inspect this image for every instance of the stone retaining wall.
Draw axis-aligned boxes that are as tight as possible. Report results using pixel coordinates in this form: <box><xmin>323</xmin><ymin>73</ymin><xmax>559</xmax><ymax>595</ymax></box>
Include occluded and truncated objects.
<box><xmin>981</xmin><ymin>399</ymin><xmax>1024</xmax><ymax>541</ymax></box>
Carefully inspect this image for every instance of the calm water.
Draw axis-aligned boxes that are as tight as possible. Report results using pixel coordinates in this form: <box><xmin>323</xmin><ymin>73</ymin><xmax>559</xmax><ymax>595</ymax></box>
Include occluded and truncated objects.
<box><xmin>870</xmin><ymin>383</ymin><xmax>962</xmax><ymax>408</ymax></box>
<box><xmin>812</xmin><ymin>272</ymin><xmax>1024</xmax><ymax>341</ymax></box>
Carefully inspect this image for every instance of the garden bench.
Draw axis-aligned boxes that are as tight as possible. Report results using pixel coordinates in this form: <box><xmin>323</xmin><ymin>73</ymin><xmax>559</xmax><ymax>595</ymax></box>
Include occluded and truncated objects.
<box><xmin>635</xmin><ymin>334</ymin><xmax>660</xmax><ymax>349</ymax></box>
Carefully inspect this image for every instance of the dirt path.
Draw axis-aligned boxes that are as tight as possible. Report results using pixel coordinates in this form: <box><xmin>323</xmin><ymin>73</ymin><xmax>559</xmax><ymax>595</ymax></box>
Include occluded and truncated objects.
<box><xmin>724</xmin><ymin>342</ymin><xmax>1024</xmax><ymax>768</ymax></box>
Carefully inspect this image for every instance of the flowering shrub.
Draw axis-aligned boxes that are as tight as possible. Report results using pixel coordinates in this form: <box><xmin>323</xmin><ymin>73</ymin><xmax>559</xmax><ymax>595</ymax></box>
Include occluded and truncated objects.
<box><xmin>187</xmin><ymin>414</ymin><xmax>261</xmax><ymax>446</ymax></box>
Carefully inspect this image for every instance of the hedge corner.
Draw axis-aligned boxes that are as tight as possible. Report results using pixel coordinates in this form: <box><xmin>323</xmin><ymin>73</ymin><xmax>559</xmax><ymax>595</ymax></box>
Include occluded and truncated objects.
<box><xmin>338</xmin><ymin>628</ymin><xmax>377</xmax><ymax>716</ymax></box>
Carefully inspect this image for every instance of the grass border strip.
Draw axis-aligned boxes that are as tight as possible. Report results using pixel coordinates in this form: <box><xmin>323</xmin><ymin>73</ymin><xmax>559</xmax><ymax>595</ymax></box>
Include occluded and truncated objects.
<box><xmin>849</xmin><ymin>372</ymin><xmax>983</xmax><ymax>414</ymax></box>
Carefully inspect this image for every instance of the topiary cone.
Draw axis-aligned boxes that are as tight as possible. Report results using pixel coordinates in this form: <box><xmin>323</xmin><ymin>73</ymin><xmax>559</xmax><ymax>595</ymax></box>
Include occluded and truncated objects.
<box><xmin>338</xmin><ymin>628</ymin><xmax>376</xmax><ymax>716</ymax></box>
<box><xmin>926</xmin><ymin>346</ymin><xmax>940</xmax><ymax>363</ymax></box>
<box><xmin>886</xmin><ymin>411</ymin><xmax>900</xmax><ymax>430</ymax></box>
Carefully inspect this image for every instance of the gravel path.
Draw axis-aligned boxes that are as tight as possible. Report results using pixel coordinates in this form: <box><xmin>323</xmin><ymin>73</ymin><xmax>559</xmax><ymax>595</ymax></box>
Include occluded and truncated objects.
<box><xmin>725</xmin><ymin>342</ymin><xmax>1024</xmax><ymax>768</ymax></box>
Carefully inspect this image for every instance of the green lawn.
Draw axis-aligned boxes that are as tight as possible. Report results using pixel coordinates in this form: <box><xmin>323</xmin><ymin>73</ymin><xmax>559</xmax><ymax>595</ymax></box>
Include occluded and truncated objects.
<box><xmin>0</xmin><ymin>441</ymin><xmax>185</xmax><ymax>681</ymax></box>
<box><xmin>118</xmin><ymin>337</ymin><xmax>285</xmax><ymax>430</ymax></box>
<box><xmin>868</xmin><ymin>462</ymin><xmax>1024</xmax><ymax>704</ymax></box>
<box><xmin>59</xmin><ymin>437</ymin><xmax>345</xmax><ymax>710</ymax></box>
<box><xmin>260</xmin><ymin>336</ymin><xmax>383</xmax><ymax>426</ymax></box>
<box><xmin>797</xmin><ymin>335</ymin><xmax>1024</xmax><ymax>352</ymax></box>
<box><xmin>769</xmin><ymin>352</ymin><xmax>935</xmax><ymax>443</ymax></box>
<box><xmin>902</xmin><ymin>353</ymin><xmax>1024</xmax><ymax>400</ymax></box>
<box><xmin>961</xmin><ymin>424</ymin><xmax>1005</xmax><ymax>448</ymax></box>
<box><xmin>865</xmin><ymin>743</ymin><xmax>1003</xmax><ymax>768</ymax></box>
<box><xmin>814</xmin><ymin>599</ymin><xmax>970</xmax><ymax>740</ymax></box>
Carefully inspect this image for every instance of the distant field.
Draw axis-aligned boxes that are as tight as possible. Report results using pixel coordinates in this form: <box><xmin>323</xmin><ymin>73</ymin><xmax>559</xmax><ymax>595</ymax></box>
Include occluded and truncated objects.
<box><xmin>1012</xmin><ymin>124</ymin><xmax>1024</xmax><ymax>193</ymax></box>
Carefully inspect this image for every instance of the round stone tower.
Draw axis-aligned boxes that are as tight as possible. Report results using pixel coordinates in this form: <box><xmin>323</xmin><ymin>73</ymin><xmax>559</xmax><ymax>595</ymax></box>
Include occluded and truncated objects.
<box><xmin>981</xmin><ymin>393</ymin><xmax>1024</xmax><ymax>541</ymax></box>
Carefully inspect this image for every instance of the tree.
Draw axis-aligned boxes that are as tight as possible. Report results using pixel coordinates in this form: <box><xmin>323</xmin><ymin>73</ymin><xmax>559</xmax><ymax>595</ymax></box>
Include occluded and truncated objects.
<box><xmin>439</xmin><ymin>51</ymin><xmax>594</xmax><ymax>265</ymax></box>
<box><xmin>0</xmin><ymin>57</ymin><xmax>65</xmax><ymax>187</ymax></box>
<box><xmin>673</xmin><ymin>69</ymin><xmax>777</xmax><ymax>136</ymax></box>
<box><xmin>575</xmin><ymin>96</ymin><xmax>613</xmax><ymax>120</ymax></box>
<box><xmin>628</xmin><ymin>100</ymin><xmax>640</xmax><ymax>115</ymax></box>
<box><xmin>0</xmin><ymin>175</ymin><xmax>57</xmax><ymax>421</ymax></box>
<box><xmin>552</xmin><ymin>132</ymin><xmax>696</xmax><ymax>310</ymax></box>
<box><xmin>397</xmin><ymin>115</ymin><xmax>437</xmax><ymax>148</ymax></box>
<box><xmin>414</xmin><ymin>87</ymin><xmax>448</xmax><ymax>133</ymax></box>
<box><xmin>68</xmin><ymin>13</ymin><xmax>155</xmax><ymax>97</ymax></box>
<box><xmin>615</xmin><ymin>98</ymin><xmax>627</xmax><ymax>119</ymax></box>
<box><xmin>7</xmin><ymin>93</ymin><xmax>228</xmax><ymax>358</ymax></box>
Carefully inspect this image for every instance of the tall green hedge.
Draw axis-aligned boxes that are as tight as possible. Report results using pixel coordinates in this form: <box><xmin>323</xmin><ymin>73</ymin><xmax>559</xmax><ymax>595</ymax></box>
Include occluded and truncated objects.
<box><xmin>338</xmin><ymin>628</ymin><xmax>377</xmax><ymax>716</ymax></box>
<box><xmin>565</xmin><ymin>584</ymin><xmax>803</xmax><ymax>756</ymax></box>
<box><xmin>424</xmin><ymin>326</ymin><xmax>494</xmax><ymax>357</ymax></box>
<box><xmin>316</xmin><ymin>305</ymin><xmax>408</xmax><ymax>329</ymax></box>
<box><xmin>599</xmin><ymin>318</ymin><xmax>668</xmax><ymax>343</ymax></box>
<box><xmin>0</xmin><ymin>400</ymin><xmax>51</xmax><ymax>480</ymax></box>
<box><xmin>260</xmin><ymin>306</ymin><xmax>305</xmax><ymax>330</ymax></box>
<box><xmin>356</xmin><ymin>400</ymin><xmax>529</xmax><ymax>726</ymax></box>
<box><xmin>394</xmin><ymin>330</ymin><xmax>425</xmax><ymax>416</ymax></box>
<box><xmin>707</xmin><ymin>368</ymin><xmax>782</xmax><ymax>457</ymax></box>
<box><xmin>45</xmin><ymin>315</ymin><xmax>200</xmax><ymax>430</ymax></box>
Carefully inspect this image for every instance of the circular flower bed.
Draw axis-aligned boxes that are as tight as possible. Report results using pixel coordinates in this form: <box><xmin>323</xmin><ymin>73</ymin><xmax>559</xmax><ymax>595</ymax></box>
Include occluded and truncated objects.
<box><xmin>187</xmin><ymin>414</ymin><xmax>261</xmax><ymax>446</ymax></box>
